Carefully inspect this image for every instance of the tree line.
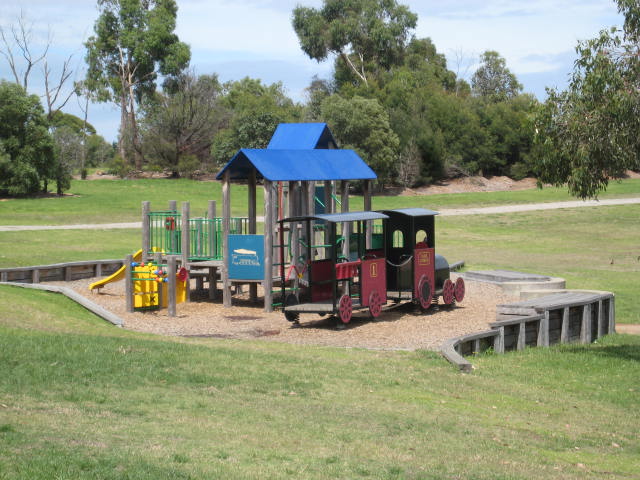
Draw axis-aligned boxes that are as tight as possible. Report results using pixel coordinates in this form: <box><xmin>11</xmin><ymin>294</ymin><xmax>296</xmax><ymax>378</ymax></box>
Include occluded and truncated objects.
<box><xmin>1</xmin><ymin>0</ymin><xmax>638</xmax><ymax>198</ymax></box>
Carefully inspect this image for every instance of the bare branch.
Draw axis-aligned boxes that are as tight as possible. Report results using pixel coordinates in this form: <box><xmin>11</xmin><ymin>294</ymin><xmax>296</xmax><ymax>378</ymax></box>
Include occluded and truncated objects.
<box><xmin>0</xmin><ymin>11</ymin><xmax>51</xmax><ymax>91</ymax></box>
<box><xmin>340</xmin><ymin>51</ymin><xmax>368</xmax><ymax>85</ymax></box>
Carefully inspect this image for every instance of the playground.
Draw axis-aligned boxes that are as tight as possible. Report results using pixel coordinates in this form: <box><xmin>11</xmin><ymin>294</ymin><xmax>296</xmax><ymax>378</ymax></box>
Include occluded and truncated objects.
<box><xmin>48</xmin><ymin>273</ymin><xmax>513</xmax><ymax>350</ymax></box>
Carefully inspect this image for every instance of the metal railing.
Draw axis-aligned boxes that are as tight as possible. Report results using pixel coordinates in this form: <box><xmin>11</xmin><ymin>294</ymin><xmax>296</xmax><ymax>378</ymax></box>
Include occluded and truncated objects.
<box><xmin>147</xmin><ymin>212</ymin><xmax>248</xmax><ymax>260</ymax></box>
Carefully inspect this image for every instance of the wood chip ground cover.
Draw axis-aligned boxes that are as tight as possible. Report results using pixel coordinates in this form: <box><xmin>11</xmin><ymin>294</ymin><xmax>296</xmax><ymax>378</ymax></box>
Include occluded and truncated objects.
<box><xmin>47</xmin><ymin>275</ymin><xmax>515</xmax><ymax>351</ymax></box>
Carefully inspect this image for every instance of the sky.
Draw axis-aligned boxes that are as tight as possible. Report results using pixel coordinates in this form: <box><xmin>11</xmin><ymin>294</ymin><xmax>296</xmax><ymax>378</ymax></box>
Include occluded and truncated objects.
<box><xmin>0</xmin><ymin>0</ymin><xmax>624</xmax><ymax>143</ymax></box>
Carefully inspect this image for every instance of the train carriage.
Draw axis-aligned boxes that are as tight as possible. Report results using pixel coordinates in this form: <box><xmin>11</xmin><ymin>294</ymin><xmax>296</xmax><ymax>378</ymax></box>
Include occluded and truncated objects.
<box><xmin>379</xmin><ymin>208</ymin><xmax>464</xmax><ymax>309</ymax></box>
<box><xmin>278</xmin><ymin>211</ymin><xmax>389</xmax><ymax>324</ymax></box>
<box><xmin>279</xmin><ymin>208</ymin><xmax>464</xmax><ymax>325</ymax></box>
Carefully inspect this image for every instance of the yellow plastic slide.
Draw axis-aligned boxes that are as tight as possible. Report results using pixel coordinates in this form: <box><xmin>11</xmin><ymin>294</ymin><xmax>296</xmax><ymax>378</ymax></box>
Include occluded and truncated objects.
<box><xmin>89</xmin><ymin>249</ymin><xmax>143</xmax><ymax>291</ymax></box>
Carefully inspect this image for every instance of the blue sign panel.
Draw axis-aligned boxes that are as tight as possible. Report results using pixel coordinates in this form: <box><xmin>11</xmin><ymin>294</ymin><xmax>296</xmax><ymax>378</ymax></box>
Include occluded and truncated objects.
<box><xmin>228</xmin><ymin>235</ymin><xmax>264</xmax><ymax>280</ymax></box>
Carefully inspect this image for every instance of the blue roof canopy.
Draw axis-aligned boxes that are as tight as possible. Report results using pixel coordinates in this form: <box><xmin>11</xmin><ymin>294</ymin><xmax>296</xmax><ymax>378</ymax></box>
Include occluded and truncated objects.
<box><xmin>216</xmin><ymin>149</ymin><xmax>377</xmax><ymax>182</ymax></box>
<box><xmin>267</xmin><ymin>123</ymin><xmax>338</xmax><ymax>150</ymax></box>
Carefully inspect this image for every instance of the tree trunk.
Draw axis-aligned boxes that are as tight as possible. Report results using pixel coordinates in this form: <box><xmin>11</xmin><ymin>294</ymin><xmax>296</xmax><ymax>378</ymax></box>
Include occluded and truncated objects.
<box><xmin>118</xmin><ymin>91</ymin><xmax>128</xmax><ymax>164</ymax></box>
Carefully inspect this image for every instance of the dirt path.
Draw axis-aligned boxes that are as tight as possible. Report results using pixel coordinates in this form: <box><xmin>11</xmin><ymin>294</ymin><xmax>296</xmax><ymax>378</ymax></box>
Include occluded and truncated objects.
<box><xmin>2</xmin><ymin>197</ymin><xmax>639</xmax><ymax>232</ymax></box>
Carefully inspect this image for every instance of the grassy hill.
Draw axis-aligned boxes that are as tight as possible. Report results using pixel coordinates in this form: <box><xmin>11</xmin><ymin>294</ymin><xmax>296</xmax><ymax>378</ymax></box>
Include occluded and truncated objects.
<box><xmin>0</xmin><ymin>285</ymin><xmax>638</xmax><ymax>479</ymax></box>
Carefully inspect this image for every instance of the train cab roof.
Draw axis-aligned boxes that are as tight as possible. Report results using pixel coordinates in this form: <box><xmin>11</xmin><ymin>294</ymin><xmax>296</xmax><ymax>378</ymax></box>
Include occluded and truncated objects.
<box><xmin>280</xmin><ymin>210</ymin><xmax>389</xmax><ymax>224</ymax></box>
<box><xmin>378</xmin><ymin>208</ymin><xmax>439</xmax><ymax>217</ymax></box>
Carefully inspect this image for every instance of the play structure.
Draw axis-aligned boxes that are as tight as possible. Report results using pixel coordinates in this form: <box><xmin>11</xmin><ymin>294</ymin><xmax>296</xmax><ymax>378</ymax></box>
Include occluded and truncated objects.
<box><xmin>215</xmin><ymin>122</ymin><xmax>379</xmax><ymax>312</ymax></box>
<box><xmin>88</xmin><ymin>122</ymin><xmax>463</xmax><ymax>321</ymax></box>
<box><xmin>89</xmin><ymin>247</ymin><xmax>188</xmax><ymax>312</ymax></box>
<box><xmin>278</xmin><ymin>208</ymin><xmax>464</xmax><ymax>324</ymax></box>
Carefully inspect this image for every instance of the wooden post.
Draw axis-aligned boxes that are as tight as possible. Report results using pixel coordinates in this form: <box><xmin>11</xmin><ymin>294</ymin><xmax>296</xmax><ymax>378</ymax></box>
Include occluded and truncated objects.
<box><xmin>597</xmin><ymin>300</ymin><xmax>605</xmax><ymax>338</ymax></box>
<box><xmin>561</xmin><ymin>307</ymin><xmax>569</xmax><ymax>343</ymax></box>
<box><xmin>609</xmin><ymin>296</ymin><xmax>616</xmax><ymax>334</ymax></box>
<box><xmin>142</xmin><ymin>201</ymin><xmax>150</xmax><ymax>262</ymax></box>
<box><xmin>494</xmin><ymin>326</ymin><xmax>505</xmax><ymax>354</ymax></box>
<box><xmin>125</xmin><ymin>254</ymin><xmax>133</xmax><ymax>313</ymax></box>
<box><xmin>248</xmin><ymin>170</ymin><xmax>258</xmax><ymax>302</ymax></box>
<box><xmin>181</xmin><ymin>202</ymin><xmax>190</xmax><ymax>302</ymax></box>
<box><xmin>168</xmin><ymin>200</ymin><xmax>177</xmax><ymax>212</ymax></box>
<box><xmin>263</xmin><ymin>180</ymin><xmax>274</xmax><ymax>312</ymax></box>
<box><xmin>208</xmin><ymin>267</ymin><xmax>216</xmax><ymax>300</ymax></box>
<box><xmin>340</xmin><ymin>181</ymin><xmax>350</xmax><ymax>260</ymax></box>
<box><xmin>154</xmin><ymin>252</ymin><xmax>164</xmax><ymax>309</ymax></box>
<box><xmin>208</xmin><ymin>200</ymin><xmax>216</xmax><ymax>220</ymax></box>
<box><xmin>222</xmin><ymin>171</ymin><xmax>231</xmax><ymax>307</ymax></box>
<box><xmin>538</xmin><ymin>312</ymin><xmax>549</xmax><ymax>347</ymax></box>
<box><xmin>517</xmin><ymin>322</ymin><xmax>526</xmax><ymax>350</ymax></box>
<box><xmin>363</xmin><ymin>179</ymin><xmax>372</xmax><ymax>249</ymax></box>
<box><xmin>95</xmin><ymin>263</ymin><xmax>102</xmax><ymax>278</ymax></box>
<box><xmin>323</xmin><ymin>181</ymin><xmax>332</xmax><ymax>214</ymax></box>
<box><xmin>581</xmin><ymin>303</ymin><xmax>591</xmax><ymax>344</ymax></box>
<box><xmin>307</xmin><ymin>181</ymin><xmax>315</xmax><ymax>217</ymax></box>
<box><xmin>32</xmin><ymin>268</ymin><xmax>40</xmax><ymax>284</ymax></box>
<box><xmin>168</xmin><ymin>256</ymin><xmax>177</xmax><ymax>317</ymax></box>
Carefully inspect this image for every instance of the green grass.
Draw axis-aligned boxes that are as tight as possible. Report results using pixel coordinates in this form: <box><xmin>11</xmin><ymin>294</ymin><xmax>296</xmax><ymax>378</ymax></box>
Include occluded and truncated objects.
<box><xmin>0</xmin><ymin>179</ymin><xmax>251</xmax><ymax>226</ymax></box>
<box><xmin>0</xmin><ymin>285</ymin><xmax>638</xmax><ymax>479</ymax></box>
<box><xmin>435</xmin><ymin>204</ymin><xmax>640</xmax><ymax>323</ymax></box>
<box><xmin>0</xmin><ymin>229</ymin><xmax>140</xmax><ymax>268</ymax></box>
<box><xmin>1</xmin><ymin>178</ymin><xmax>639</xmax><ymax>226</ymax></box>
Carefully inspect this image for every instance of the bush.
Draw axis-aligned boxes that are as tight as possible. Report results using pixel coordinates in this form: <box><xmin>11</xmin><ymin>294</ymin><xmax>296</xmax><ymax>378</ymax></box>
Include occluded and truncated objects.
<box><xmin>177</xmin><ymin>154</ymin><xmax>201</xmax><ymax>179</ymax></box>
<box><xmin>107</xmin><ymin>155</ymin><xmax>129</xmax><ymax>178</ymax></box>
<box><xmin>509</xmin><ymin>161</ymin><xmax>531</xmax><ymax>180</ymax></box>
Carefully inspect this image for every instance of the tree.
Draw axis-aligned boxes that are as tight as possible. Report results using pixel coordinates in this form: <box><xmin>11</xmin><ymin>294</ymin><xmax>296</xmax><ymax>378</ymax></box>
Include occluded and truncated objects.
<box><xmin>320</xmin><ymin>94</ymin><xmax>399</xmax><ymax>184</ymax></box>
<box><xmin>140</xmin><ymin>72</ymin><xmax>227</xmax><ymax>177</ymax></box>
<box><xmin>0</xmin><ymin>81</ymin><xmax>62</xmax><ymax>196</ymax></box>
<box><xmin>534</xmin><ymin>0</ymin><xmax>640</xmax><ymax>198</ymax></box>
<box><xmin>0</xmin><ymin>12</ymin><xmax>76</xmax><ymax>120</ymax></box>
<box><xmin>84</xmin><ymin>0</ymin><xmax>191</xmax><ymax>169</ymax></box>
<box><xmin>292</xmin><ymin>0</ymin><xmax>417</xmax><ymax>86</ymax></box>
<box><xmin>210</xmin><ymin>78</ymin><xmax>302</xmax><ymax>165</ymax></box>
<box><xmin>471</xmin><ymin>51</ymin><xmax>522</xmax><ymax>102</ymax></box>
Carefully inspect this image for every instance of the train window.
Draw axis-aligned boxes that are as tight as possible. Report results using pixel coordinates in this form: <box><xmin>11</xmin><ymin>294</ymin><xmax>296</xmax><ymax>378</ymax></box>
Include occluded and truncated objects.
<box><xmin>392</xmin><ymin>230</ymin><xmax>404</xmax><ymax>248</ymax></box>
<box><xmin>416</xmin><ymin>230</ymin><xmax>428</xmax><ymax>246</ymax></box>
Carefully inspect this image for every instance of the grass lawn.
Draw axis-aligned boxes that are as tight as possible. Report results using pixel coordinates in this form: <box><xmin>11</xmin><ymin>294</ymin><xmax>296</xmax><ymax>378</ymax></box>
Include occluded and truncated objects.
<box><xmin>435</xmin><ymin>204</ymin><xmax>640</xmax><ymax>324</ymax></box>
<box><xmin>0</xmin><ymin>178</ymin><xmax>639</xmax><ymax>226</ymax></box>
<box><xmin>0</xmin><ymin>229</ymin><xmax>140</xmax><ymax>268</ymax></box>
<box><xmin>0</xmin><ymin>285</ymin><xmax>638</xmax><ymax>480</ymax></box>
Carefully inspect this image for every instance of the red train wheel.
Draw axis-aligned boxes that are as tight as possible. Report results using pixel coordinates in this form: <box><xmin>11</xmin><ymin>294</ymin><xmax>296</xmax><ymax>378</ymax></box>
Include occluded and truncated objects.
<box><xmin>338</xmin><ymin>294</ymin><xmax>352</xmax><ymax>324</ymax></box>
<box><xmin>454</xmin><ymin>277</ymin><xmax>466</xmax><ymax>302</ymax></box>
<box><xmin>368</xmin><ymin>290</ymin><xmax>382</xmax><ymax>318</ymax></box>
<box><xmin>442</xmin><ymin>278</ymin><xmax>455</xmax><ymax>305</ymax></box>
<box><xmin>417</xmin><ymin>275</ymin><xmax>433</xmax><ymax>310</ymax></box>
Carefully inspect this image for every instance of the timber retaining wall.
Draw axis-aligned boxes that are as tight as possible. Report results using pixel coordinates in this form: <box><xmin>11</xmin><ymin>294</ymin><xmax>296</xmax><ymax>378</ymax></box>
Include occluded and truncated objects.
<box><xmin>441</xmin><ymin>291</ymin><xmax>615</xmax><ymax>372</ymax></box>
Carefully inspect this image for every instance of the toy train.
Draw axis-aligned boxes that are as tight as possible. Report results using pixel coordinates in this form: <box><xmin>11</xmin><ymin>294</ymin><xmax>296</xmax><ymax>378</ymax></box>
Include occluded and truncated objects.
<box><xmin>278</xmin><ymin>208</ymin><xmax>464</xmax><ymax>324</ymax></box>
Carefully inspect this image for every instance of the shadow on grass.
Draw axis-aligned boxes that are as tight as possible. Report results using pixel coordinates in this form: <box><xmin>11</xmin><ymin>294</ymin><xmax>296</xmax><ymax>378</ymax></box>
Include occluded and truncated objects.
<box><xmin>562</xmin><ymin>336</ymin><xmax>640</xmax><ymax>363</ymax></box>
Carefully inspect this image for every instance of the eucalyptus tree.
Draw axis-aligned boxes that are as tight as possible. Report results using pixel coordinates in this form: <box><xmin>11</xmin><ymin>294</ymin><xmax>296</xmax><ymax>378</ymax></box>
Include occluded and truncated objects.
<box><xmin>534</xmin><ymin>0</ymin><xmax>640</xmax><ymax>198</ymax></box>
<box><xmin>140</xmin><ymin>72</ymin><xmax>227</xmax><ymax>177</ymax></box>
<box><xmin>471</xmin><ymin>51</ymin><xmax>522</xmax><ymax>102</ymax></box>
<box><xmin>84</xmin><ymin>0</ymin><xmax>190</xmax><ymax>169</ymax></box>
<box><xmin>292</xmin><ymin>0</ymin><xmax>417</xmax><ymax>87</ymax></box>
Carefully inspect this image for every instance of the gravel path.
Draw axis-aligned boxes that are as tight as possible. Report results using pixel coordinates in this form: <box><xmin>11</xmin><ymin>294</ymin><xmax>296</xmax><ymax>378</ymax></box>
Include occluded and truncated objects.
<box><xmin>47</xmin><ymin>275</ymin><xmax>516</xmax><ymax>351</ymax></box>
<box><xmin>2</xmin><ymin>197</ymin><xmax>639</xmax><ymax>232</ymax></box>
